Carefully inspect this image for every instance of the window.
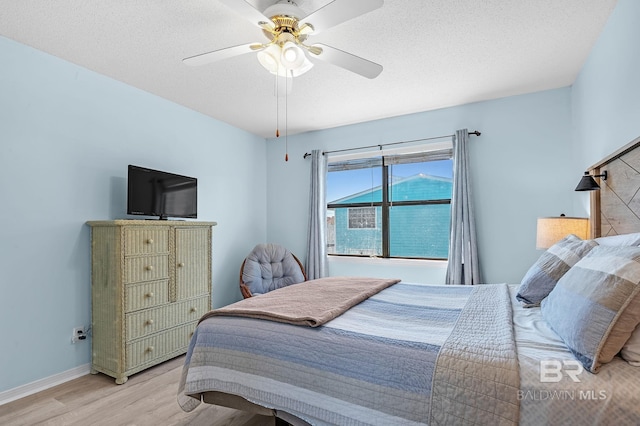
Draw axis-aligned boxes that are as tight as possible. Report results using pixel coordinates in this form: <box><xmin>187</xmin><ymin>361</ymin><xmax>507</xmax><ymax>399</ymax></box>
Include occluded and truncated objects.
<box><xmin>326</xmin><ymin>149</ymin><xmax>453</xmax><ymax>259</ymax></box>
<box><xmin>348</xmin><ymin>207</ymin><xmax>377</xmax><ymax>229</ymax></box>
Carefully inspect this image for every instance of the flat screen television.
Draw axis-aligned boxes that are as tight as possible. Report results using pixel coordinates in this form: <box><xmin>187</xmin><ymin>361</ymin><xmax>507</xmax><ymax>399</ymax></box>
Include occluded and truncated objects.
<box><xmin>127</xmin><ymin>165</ymin><xmax>197</xmax><ymax>220</ymax></box>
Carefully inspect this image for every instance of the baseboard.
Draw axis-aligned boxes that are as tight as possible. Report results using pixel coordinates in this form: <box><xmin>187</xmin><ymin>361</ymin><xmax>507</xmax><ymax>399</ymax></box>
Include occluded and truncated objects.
<box><xmin>0</xmin><ymin>363</ymin><xmax>91</xmax><ymax>406</ymax></box>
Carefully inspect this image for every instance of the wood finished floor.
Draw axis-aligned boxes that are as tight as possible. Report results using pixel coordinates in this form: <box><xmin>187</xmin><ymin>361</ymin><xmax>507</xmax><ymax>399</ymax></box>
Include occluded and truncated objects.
<box><xmin>0</xmin><ymin>356</ymin><xmax>275</xmax><ymax>426</ymax></box>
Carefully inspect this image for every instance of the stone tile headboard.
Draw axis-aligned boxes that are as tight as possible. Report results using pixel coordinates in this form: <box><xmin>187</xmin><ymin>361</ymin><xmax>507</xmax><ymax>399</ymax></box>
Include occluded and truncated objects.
<box><xmin>589</xmin><ymin>135</ymin><xmax>640</xmax><ymax>238</ymax></box>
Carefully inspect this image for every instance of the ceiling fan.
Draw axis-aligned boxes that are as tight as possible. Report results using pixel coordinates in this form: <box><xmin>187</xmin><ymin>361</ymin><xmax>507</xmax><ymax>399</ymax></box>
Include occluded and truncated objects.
<box><xmin>183</xmin><ymin>0</ymin><xmax>384</xmax><ymax>79</ymax></box>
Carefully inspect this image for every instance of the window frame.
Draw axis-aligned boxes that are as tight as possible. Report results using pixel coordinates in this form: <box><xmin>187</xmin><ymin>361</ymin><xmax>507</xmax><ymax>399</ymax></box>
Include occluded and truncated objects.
<box><xmin>327</xmin><ymin>149</ymin><xmax>453</xmax><ymax>260</ymax></box>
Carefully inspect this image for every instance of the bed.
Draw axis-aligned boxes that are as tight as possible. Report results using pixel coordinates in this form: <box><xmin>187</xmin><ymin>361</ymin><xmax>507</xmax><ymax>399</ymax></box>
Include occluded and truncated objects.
<box><xmin>178</xmin><ymin>137</ymin><xmax>640</xmax><ymax>425</ymax></box>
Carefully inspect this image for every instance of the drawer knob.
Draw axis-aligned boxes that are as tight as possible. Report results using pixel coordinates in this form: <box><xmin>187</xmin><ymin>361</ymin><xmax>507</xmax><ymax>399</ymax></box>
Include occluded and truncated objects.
<box><xmin>145</xmin><ymin>265</ymin><xmax>154</xmax><ymax>271</ymax></box>
<box><xmin>145</xmin><ymin>292</ymin><xmax>154</xmax><ymax>298</ymax></box>
<box><xmin>178</xmin><ymin>262</ymin><xmax>185</xmax><ymax>268</ymax></box>
<box><xmin>146</xmin><ymin>319</ymin><xmax>154</xmax><ymax>325</ymax></box>
<box><xmin>190</xmin><ymin>307</ymin><xmax>198</xmax><ymax>313</ymax></box>
<box><xmin>147</xmin><ymin>346</ymin><xmax>154</xmax><ymax>353</ymax></box>
<box><xmin>146</xmin><ymin>238</ymin><xmax>154</xmax><ymax>244</ymax></box>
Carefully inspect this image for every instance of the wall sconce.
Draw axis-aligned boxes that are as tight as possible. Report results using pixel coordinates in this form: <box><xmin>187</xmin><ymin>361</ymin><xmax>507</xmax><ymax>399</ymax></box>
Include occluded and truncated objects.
<box><xmin>575</xmin><ymin>170</ymin><xmax>607</xmax><ymax>191</ymax></box>
<box><xmin>536</xmin><ymin>215</ymin><xmax>589</xmax><ymax>249</ymax></box>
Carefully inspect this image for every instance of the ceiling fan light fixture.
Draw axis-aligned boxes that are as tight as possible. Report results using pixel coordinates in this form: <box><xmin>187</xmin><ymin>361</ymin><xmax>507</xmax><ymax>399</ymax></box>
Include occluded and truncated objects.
<box><xmin>257</xmin><ymin>44</ymin><xmax>281</xmax><ymax>73</ymax></box>
<box><xmin>257</xmin><ymin>44</ymin><xmax>313</xmax><ymax>78</ymax></box>
<box><xmin>280</xmin><ymin>41</ymin><xmax>305</xmax><ymax>69</ymax></box>
<box><xmin>282</xmin><ymin>45</ymin><xmax>298</xmax><ymax>62</ymax></box>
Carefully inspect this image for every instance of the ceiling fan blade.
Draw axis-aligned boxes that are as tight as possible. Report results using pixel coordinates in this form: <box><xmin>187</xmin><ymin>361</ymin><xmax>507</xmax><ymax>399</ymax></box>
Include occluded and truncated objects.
<box><xmin>218</xmin><ymin>0</ymin><xmax>275</xmax><ymax>30</ymax></box>
<box><xmin>183</xmin><ymin>43</ymin><xmax>256</xmax><ymax>66</ymax></box>
<box><xmin>310</xmin><ymin>44</ymin><xmax>383</xmax><ymax>79</ymax></box>
<box><xmin>300</xmin><ymin>0</ymin><xmax>383</xmax><ymax>34</ymax></box>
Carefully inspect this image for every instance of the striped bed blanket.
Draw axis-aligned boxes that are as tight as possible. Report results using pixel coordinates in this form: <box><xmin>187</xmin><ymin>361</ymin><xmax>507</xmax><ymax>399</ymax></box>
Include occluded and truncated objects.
<box><xmin>178</xmin><ymin>282</ymin><xmax>519</xmax><ymax>425</ymax></box>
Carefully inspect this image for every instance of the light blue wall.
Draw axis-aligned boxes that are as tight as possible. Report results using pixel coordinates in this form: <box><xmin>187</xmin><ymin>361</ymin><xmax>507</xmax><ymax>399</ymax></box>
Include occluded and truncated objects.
<box><xmin>266</xmin><ymin>87</ymin><xmax>575</xmax><ymax>286</ymax></box>
<box><xmin>571</xmin><ymin>0</ymin><xmax>640</xmax><ymax>204</ymax></box>
<box><xmin>0</xmin><ymin>36</ymin><xmax>268</xmax><ymax>393</ymax></box>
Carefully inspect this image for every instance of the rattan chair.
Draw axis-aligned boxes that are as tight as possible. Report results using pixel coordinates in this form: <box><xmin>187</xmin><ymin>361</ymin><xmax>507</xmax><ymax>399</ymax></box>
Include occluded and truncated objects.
<box><xmin>239</xmin><ymin>243</ymin><xmax>307</xmax><ymax>298</ymax></box>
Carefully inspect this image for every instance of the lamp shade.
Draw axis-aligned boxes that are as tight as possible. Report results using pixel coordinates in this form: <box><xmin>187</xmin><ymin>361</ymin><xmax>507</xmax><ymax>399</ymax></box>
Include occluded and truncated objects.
<box><xmin>536</xmin><ymin>216</ymin><xmax>589</xmax><ymax>249</ymax></box>
<box><xmin>256</xmin><ymin>43</ymin><xmax>314</xmax><ymax>78</ymax></box>
<box><xmin>257</xmin><ymin>44</ymin><xmax>281</xmax><ymax>73</ymax></box>
<box><xmin>280</xmin><ymin>42</ymin><xmax>304</xmax><ymax>68</ymax></box>
<box><xmin>575</xmin><ymin>173</ymin><xmax>600</xmax><ymax>191</ymax></box>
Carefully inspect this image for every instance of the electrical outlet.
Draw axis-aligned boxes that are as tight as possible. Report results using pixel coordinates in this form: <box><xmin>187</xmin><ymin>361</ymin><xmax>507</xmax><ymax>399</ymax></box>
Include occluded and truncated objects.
<box><xmin>72</xmin><ymin>327</ymin><xmax>87</xmax><ymax>343</ymax></box>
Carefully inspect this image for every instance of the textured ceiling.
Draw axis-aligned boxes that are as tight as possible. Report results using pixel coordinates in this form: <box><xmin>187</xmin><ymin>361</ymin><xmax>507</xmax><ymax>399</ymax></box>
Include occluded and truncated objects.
<box><xmin>0</xmin><ymin>0</ymin><xmax>618</xmax><ymax>138</ymax></box>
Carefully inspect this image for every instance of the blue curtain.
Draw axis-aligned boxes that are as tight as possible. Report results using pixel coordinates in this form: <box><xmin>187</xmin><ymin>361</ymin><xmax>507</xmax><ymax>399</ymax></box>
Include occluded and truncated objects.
<box><xmin>306</xmin><ymin>149</ymin><xmax>328</xmax><ymax>279</ymax></box>
<box><xmin>446</xmin><ymin>129</ymin><xmax>481</xmax><ymax>284</ymax></box>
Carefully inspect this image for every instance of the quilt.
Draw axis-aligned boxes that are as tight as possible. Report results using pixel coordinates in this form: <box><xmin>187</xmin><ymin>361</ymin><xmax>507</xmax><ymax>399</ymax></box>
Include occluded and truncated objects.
<box><xmin>178</xmin><ymin>282</ymin><xmax>519</xmax><ymax>425</ymax></box>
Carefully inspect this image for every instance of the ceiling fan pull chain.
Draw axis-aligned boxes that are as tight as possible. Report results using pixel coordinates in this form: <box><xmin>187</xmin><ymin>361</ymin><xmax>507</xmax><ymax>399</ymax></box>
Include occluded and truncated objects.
<box><xmin>275</xmin><ymin>70</ymin><xmax>280</xmax><ymax>138</ymax></box>
<box><xmin>285</xmin><ymin>70</ymin><xmax>289</xmax><ymax>161</ymax></box>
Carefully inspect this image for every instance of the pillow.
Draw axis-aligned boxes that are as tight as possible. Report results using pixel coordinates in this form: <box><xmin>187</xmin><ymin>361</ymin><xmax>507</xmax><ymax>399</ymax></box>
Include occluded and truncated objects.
<box><xmin>595</xmin><ymin>232</ymin><xmax>640</xmax><ymax>246</ymax></box>
<box><xmin>541</xmin><ymin>245</ymin><xmax>640</xmax><ymax>373</ymax></box>
<box><xmin>621</xmin><ymin>324</ymin><xmax>640</xmax><ymax>366</ymax></box>
<box><xmin>516</xmin><ymin>234</ymin><xmax>598</xmax><ymax>307</ymax></box>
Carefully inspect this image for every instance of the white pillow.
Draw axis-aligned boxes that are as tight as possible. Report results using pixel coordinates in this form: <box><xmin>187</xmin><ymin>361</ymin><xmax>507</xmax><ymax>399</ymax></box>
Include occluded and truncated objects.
<box><xmin>622</xmin><ymin>325</ymin><xmax>640</xmax><ymax>366</ymax></box>
<box><xmin>595</xmin><ymin>232</ymin><xmax>640</xmax><ymax>246</ymax></box>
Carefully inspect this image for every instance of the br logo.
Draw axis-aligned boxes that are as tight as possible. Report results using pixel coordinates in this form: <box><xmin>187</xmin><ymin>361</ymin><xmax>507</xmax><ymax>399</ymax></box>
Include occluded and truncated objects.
<box><xmin>539</xmin><ymin>360</ymin><xmax>584</xmax><ymax>383</ymax></box>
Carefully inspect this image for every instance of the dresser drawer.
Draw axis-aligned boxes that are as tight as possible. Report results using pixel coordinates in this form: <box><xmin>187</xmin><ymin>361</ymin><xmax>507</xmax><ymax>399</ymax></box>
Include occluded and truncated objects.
<box><xmin>124</xmin><ymin>227</ymin><xmax>169</xmax><ymax>256</ymax></box>
<box><xmin>125</xmin><ymin>280</ymin><xmax>169</xmax><ymax>312</ymax></box>
<box><xmin>125</xmin><ymin>255</ymin><xmax>168</xmax><ymax>284</ymax></box>
<box><xmin>125</xmin><ymin>322</ymin><xmax>197</xmax><ymax>370</ymax></box>
<box><xmin>125</xmin><ymin>296</ymin><xmax>209</xmax><ymax>340</ymax></box>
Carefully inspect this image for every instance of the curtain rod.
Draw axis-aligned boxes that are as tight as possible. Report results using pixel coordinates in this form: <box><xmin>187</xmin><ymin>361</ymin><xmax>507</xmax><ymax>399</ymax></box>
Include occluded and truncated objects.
<box><xmin>302</xmin><ymin>130</ymin><xmax>481</xmax><ymax>159</ymax></box>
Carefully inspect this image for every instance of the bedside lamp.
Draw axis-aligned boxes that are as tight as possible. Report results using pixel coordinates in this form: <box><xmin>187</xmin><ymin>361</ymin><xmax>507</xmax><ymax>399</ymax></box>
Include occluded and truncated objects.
<box><xmin>536</xmin><ymin>215</ymin><xmax>589</xmax><ymax>249</ymax></box>
<box><xmin>575</xmin><ymin>171</ymin><xmax>607</xmax><ymax>191</ymax></box>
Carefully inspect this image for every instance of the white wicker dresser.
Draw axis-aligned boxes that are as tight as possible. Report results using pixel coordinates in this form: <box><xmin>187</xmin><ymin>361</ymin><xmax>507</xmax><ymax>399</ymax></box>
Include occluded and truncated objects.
<box><xmin>87</xmin><ymin>220</ymin><xmax>216</xmax><ymax>384</ymax></box>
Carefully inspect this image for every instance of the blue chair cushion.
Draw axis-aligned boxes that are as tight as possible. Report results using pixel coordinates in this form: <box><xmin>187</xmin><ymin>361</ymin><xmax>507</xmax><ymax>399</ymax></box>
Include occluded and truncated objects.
<box><xmin>242</xmin><ymin>244</ymin><xmax>305</xmax><ymax>296</ymax></box>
